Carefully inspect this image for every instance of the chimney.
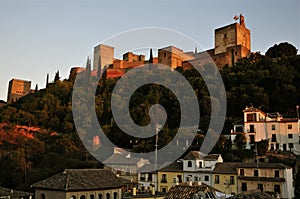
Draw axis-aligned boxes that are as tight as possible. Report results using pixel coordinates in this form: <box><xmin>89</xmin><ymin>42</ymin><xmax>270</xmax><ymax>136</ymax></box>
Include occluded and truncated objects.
<box><xmin>151</xmin><ymin>185</ymin><xmax>155</xmax><ymax>195</ymax></box>
<box><xmin>195</xmin><ymin>176</ymin><xmax>202</xmax><ymax>185</ymax></box>
<box><xmin>133</xmin><ymin>187</ymin><xmax>137</xmax><ymax>196</ymax></box>
<box><xmin>173</xmin><ymin>177</ymin><xmax>179</xmax><ymax>186</ymax></box>
<box><xmin>187</xmin><ymin>176</ymin><xmax>193</xmax><ymax>186</ymax></box>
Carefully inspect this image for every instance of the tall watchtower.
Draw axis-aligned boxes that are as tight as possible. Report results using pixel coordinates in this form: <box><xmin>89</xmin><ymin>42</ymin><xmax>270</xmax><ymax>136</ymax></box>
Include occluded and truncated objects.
<box><xmin>214</xmin><ymin>14</ymin><xmax>251</xmax><ymax>59</ymax></box>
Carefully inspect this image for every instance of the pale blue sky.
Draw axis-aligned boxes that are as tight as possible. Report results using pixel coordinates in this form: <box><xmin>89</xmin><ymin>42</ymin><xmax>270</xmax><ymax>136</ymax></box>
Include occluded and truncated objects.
<box><xmin>0</xmin><ymin>0</ymin><xmax>299</xmax><ymax>101</ymax></box>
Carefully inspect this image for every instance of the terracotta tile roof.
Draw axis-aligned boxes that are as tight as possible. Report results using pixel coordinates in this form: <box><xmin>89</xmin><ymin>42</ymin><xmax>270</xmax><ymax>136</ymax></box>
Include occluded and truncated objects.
<box><xmin>0</xmin><ymin>186</ymin><xmax>33</xmax><ymax>198</ymax></box>
<box><xmin>31</xmin><ymin>169</ymin><xmax>123</xmax><ymax>191</ymax></box>
<box><xmin>159</xmin><ymin>161</ymin><xmax>183</xmax><ymax>172</ymax></box>
<box><xmin>237</xmin><ymin>162</ymin><xmax>291</xmax><ymax>169</ymax></box>
<box><xmin>243</xmin><ymin>106</ymin><xmax>266</xmax><ymax>116</ymax></box>
<box><xmin>165</xmin><ymin>185</ymin><xmax>217</xmax><ymax>199</ymax></box>
<box><xmin>228</xmin><ymin>191</ymin><xmax>274</xmax><ymax>199</ymax></box>
<box><xmin>183</xmin><ymin>151</ymin><xmax>221</xmax><ymax>161</ymax></box>
<box><xmin>280</xmin><ymin>118</ymin><xmax>298</xmax><ymax>122</ymax></box>
<box><xmin>213</xmin><ymin>162</ymin><xmax>239</xmax><ymax>174</ymax></box>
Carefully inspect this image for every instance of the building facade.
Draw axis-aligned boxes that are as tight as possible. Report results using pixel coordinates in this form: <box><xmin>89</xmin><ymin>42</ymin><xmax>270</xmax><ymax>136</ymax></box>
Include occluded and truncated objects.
<box><xmin>182</xmin><ymin>151</ymin><xmax>223</xmax><ymax>186</ymax></box>
<box><xmin>241</xmin><ymin>106</ymin><xmax>300</xmax><ymax>154</ymax></box>
<box><xmin>236</xmin><ymin>163</ymin><xmax>294</xmax><ymax>199</ymax></box>
<box><xmin>157</xmin><ymin>161</ymin><xmax>184</xmax><ymax>193</ymax></box>
<box><xmin>212</xmin><ymin>163</ymin><xmax>239</xmax><ymax>197</ymax></box>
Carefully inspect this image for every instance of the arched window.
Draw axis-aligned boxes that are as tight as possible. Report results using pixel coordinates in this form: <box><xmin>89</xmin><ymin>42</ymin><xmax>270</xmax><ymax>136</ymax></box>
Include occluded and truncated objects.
<box><xmin>40</xmin><ymin>194</ymin><xmax>45</xmax><ymax>199</ymax></box>
<box><xmin>98</xmin><ymin>194</ymin><xmax>103</xmax><ymax>199</ymax></box>
<box><xmin>187</xmin><ymin>161</ymin><xmax>192</xmax><ymax>167</ymax></box>
<box><xmin>113</xmin><ymin>192</ymin><xmax>117</xmax><ymax>199</ymax></box>
<box><xmin>106</xmin><ymin>193</ymin><xmax>110</xmax><ymax>199</ymax></box>
<box><xmin>71</xmin><ymin>195</ymin><xmax>77</xmax><ymax>199</ymax></box>
<box><xmin>90</xmin><ymin>194</ymin><xmax>95</xmax><ymax>199</ymax></box>
<box><xmin>80</xmin><ymin>195</ymin><xmax>86</xmax><ymax>199</ymax></box>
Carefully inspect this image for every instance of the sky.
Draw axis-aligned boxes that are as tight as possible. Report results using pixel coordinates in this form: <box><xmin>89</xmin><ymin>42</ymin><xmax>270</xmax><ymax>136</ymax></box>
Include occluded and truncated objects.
<box><xmin>0</xmin><ymin>0</ymin><xmax>299</xmax><ymax>101</ymax></box>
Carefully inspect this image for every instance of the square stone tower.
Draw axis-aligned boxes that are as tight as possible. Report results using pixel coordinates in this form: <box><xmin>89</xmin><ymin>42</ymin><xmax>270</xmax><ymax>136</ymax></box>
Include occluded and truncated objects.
<box><xmin>214</xmin><ymin>14</ymin><xmax>251</xmax><ymax>58</ymax></box>
<box><xmin>93</xmin><ymin>44</ymin><xmax>114</xmax><ymax>71</ymax></box>
<box><xmin>7</xmin><ymin>78</ymin><xmax>31</xmax><ymax>103</ymax></box>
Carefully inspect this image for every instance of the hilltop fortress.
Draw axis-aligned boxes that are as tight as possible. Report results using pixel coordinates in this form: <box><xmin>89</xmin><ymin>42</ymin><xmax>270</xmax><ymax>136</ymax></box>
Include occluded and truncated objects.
<box><xmin>70</xmin><ymin>14</ymin><xmax>251</xmax><ymax>79</ymax></box>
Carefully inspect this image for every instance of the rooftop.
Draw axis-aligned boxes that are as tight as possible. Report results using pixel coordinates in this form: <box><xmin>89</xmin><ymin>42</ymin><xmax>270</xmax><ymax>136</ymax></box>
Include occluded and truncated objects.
<box><xmin>31</xmin><ymin>169</ymin><xmax>123</xmax><ymax>191</ymax></box>
<box><xmin>183</xmin><ymin>151</ymin><xmax>221</xmax><ymax>161</ymax></box>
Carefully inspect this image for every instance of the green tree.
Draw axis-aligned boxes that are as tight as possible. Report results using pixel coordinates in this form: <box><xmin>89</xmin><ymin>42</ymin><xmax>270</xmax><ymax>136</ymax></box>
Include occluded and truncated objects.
<box><xmin>266</xmin><ymin>42</ymin><xmax>297</xmax><ymax>58</ymax></box>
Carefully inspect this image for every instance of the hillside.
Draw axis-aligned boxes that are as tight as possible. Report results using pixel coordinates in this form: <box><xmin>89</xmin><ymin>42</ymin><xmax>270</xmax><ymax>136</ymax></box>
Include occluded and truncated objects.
<box><xmin>0</xmin><ymin>42</ymin><xmax>299</xmax><ymax>191</ymax></box>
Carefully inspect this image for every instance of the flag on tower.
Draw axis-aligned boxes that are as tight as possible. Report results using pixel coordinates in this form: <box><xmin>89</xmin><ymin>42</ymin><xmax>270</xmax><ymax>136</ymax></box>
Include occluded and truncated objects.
<box><xmin>233</xmin><ymin>15</ymin><xmax>239</xmax><ymax>21</ymax></box>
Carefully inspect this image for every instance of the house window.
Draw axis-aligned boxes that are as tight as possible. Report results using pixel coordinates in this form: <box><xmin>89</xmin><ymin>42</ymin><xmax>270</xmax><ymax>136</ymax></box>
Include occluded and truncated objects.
<box><xmin>288</xmin><ymin>134</ymin><xmax>293</xmax><ymax>139</ymax></box>
<box><xmin>240</xmin><ymin>169</ymin><xmax>244</xmax><ymax>176</ymax></box>
<box><xmin>275</xmin><ymin>170</ymin><xmax>280</xmax><ymax>178</ymax></box>
<box><xmin>40</xmin><ymin>194</ymin><xmax>46</xmax><ymax>199</ymax></box>
<box><xmin>177</xmin><ymin>175</ymin><xmax>182</xmax><ymax>183</ymax></box>
<box><xmin>258</xmin><ymin>183</ymin><xmax>263</xmax><ymax>192</ymax></box>
<box><xmin>106</xmin><ymin>193</ymin><xmax>110</xmax><ymax>199</ymax></box>
<box><xmin>230</xmin><ymin>176</ymin><xmax>235</xmax><ymax>185</ymax></box>
<box><xmin>250</xmin><ymin>135</ymin><xmax>255</xmax><ymax>144</ymax></box>
<box><xmin>271</xmin><ymin>134</ymin><xmax>277</xmax><ymax>142</ymax></box>
<box><xmin>161</xmin><ymin>174</ymin><xmax>167</xmax><ymax>183</ymax></box>
<box><xmin>247</xmin><ymin>113</ymin><xmax>256</xmax><ymax>122</ymax></box>
<box><xmin>283</xmin><ymin>144</ymin><xmax>287</xmax><ymax>151</ymax></box>
<box><xmin>289</xmin><ymin>143</ymin><xmax>294</xmax><ymax>149</ymax></box>
<box><xmin>249</xmin><ymin>125</ymin><xmax>255</xmax><ymax>133</ymax></box>
<box><xmin>274</xmin><ymin>185</ymin><xmax>281</xmax><ymax>194</ymax></box>
<box><xmin>254</xmin><ymin>170</ymin><xmax>258</xmax><ymax>177</ymax></box>
<box><xmin>288</xmin><ymin>124</ymin><xmax>292</xmax><ymax>129</ymax></box>
<box><xmin>71</xmin><ymin>196</ymin><xmax>77</xmax><ymax>199</ymax></box>
<box><xmin>188</xmin><ymin>161</ymin><xmax>192</xmax><ymax>167</ymax></box>
<box><xmin>204</xmin><ymin>175</ymin><xmax>209</xmax><ymax>181</ymax></box>
<box><xmin>113</xmin><ymin>192</ymin><xmax>117</xmax><ymax>199</ymax></box>
<box><xmin>90</xmin><ymin>195</ymin><xmax>95</xmax><ymax>199</ymax></box>
<box><xmin>199</xmin><ymin>161</ymin><xmax>203</xmax><ymax>168</ymax></box>
<box><xmin>80</xmin><ymin>196</ymin><xmax>86</xmax><ymax>199</ymax></box>
<box><xmin>242</xmin><ymin>182</ymin><xmax>247</xmax><ymax>191</ymax></box>
<box><xmin>270</xmin><ymin>144</ymin><xmax>274</xmax><ymax>150</ymax></box>
<box><xmin>140</xmin><ymin>173</ymin><xmax>146</xmax><ymax>181</ymax></box>
<box><xmin>148</xmin><ymin>173</ymin><xmax>152</xmax><ymax>181</ymax></box>
<box><xmin>272</xmin><ymin>125</ymin><xmax>276</xmax><ymax>130</ymax></box>
<box><xmin>98</xmin><ymin>194</ymin><xmax>103</xmax><ymax>199</ymax></box>
<box><xmin>162</xmin><ymin>187</ymin><xmax>167</xmax><ymax>193</ymax></box>
<box><xmin>215</xmin><ymin>175</ymin><xmax>220</xmax><ymax>184</ymax></box>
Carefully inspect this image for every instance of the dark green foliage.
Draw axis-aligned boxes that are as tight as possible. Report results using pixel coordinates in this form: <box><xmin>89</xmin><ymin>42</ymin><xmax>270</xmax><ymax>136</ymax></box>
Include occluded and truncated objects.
<box><xmin>266</xmin><ymin>42</ymin><xmax>297</xmax><ymax>58</ymax></box>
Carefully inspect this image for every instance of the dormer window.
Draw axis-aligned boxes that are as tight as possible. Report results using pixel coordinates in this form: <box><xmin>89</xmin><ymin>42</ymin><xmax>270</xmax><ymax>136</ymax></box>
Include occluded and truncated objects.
<box><xmin>188</xmin><ymin>161</ymin><xmax>192</xmax><ymax>167</ymax></box>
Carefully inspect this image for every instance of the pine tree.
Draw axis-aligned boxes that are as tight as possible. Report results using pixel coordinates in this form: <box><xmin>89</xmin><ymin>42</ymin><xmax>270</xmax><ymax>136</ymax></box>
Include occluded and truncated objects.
<box><xmin>35</xmin><ymin>84</ymin><xmax>38</xmax><ymax>92</ymax></box>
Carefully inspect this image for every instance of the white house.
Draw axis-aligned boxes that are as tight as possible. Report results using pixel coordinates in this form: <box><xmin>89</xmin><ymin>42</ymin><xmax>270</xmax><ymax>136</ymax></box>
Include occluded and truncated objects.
<box><xmin>230</xmin><ymin>106</ymin><xmax>300</xmax><ymax>154</ymax></box>
<box><xmin>182</xmin><ymin>151</ymin><xmax>223</xmax><ymax>186</ymax></box>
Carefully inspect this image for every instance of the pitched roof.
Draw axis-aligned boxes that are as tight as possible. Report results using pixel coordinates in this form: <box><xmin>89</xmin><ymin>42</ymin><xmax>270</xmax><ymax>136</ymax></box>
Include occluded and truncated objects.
<box><xmin>165</xmin><ymin>185</ymin><xmax>217</xmax><ymax>199</ymax></box>
<box><xmin>213</xmin><ymin>162</ymin><xmax>239</xmax><ymax>174</ymax></box>
<box><xmin>183</xmin><ymin>151</ymin><xmax>221</xmax><ymax>161</ymax></box>
<box><xmin>228</xmin><ymin>191</ymin><xmax>274</xmax><ymax>199</ymax></box>
<box><xmin>0</xmin><ymin>186</ymin><xmax>33</xmax><ymax>198</ymax></box>
<box><xmin>31</xmin><ymin>169</ymin><xmax>123</xmax><ymax>191</ymax></box>
<box><xmin>243</xmin><ymin>106</ymin><xmax>266</xmax><ymax>116</ymax></box>
<box><xmin>237</xmin><ymin>162</ymin><xmax>291</xmax><ymax>169</ymax></box>
<box><xmin>159</xmin><ymin>161</ymin><xmax>183</xmax><ymax>172</ymax></box>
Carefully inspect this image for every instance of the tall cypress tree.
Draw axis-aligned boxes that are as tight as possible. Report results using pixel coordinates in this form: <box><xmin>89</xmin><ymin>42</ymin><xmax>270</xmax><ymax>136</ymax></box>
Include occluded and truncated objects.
<box><xmin>46</xmin><ymin>73</ymin><xmax>49</xmax><ymax>88</ymax></box>
<box><xmin>149</xmin><ymin>48</ymin><xmax>154</xmax><ymax>64</ymax></box>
